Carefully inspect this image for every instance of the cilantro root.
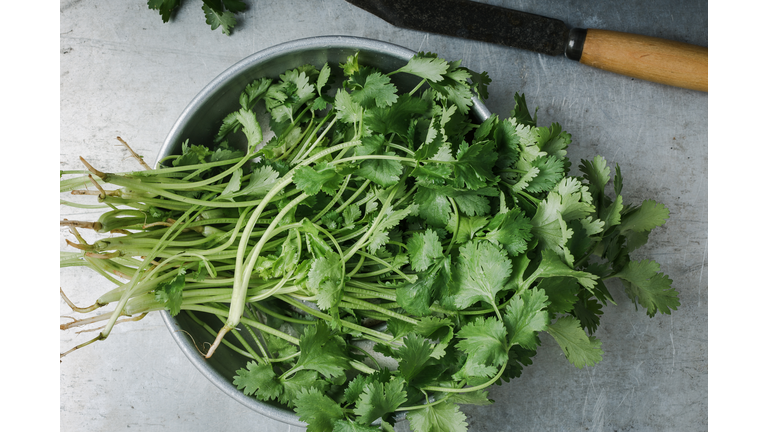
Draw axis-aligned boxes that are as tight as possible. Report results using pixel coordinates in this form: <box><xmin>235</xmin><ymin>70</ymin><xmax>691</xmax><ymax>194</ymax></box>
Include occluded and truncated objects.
<box><xmin>60</xmin><ymin>52</ymin><xmax>679</xmax><ymax>432</ymax></box>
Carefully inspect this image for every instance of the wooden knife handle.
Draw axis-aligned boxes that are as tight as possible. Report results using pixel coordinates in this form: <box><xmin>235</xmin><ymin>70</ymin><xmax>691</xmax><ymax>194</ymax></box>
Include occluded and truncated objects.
<box><xmin>569</xmin><ymin>29</ymin><xmax>708</xmax><ymax>92</ymax></box>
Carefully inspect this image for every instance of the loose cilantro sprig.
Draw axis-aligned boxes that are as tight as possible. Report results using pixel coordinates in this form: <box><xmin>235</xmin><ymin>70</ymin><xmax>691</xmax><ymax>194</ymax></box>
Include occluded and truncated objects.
<box><xmin>147</xmin><ymin>0</ymin><xmax>246</xmax><ymax>35</ymax></box>
<box><xmin>60</xmin><ymin>51</ymin><xmax>679</xmax><ymax>432</ymax></box>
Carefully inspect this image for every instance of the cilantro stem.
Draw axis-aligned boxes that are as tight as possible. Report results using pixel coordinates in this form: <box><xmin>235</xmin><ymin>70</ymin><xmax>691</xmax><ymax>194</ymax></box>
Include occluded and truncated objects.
<box><xmin>98</xmin><ymin>201</ymin><xmax>204</xmax><ymax>341</ymax></box>
<box><xmin>291</xmin><ymin>113</ymin><xmax>338</xmax><ymax>164</ymax></box>
<box><xmin>335</xmin><ymin>179</ymin><xmax>370</xmax><ymax>214</ymax></box>
<box><xmin>341</xmin><ymin>180</ymin><xmax>401</xmax><ymax>263</ymax></box>
<box><xmin>186</xmin><ymin>310</ymin><xmax>263</xmax><ymax>361</ymax></box>
<box><xmin>385</xmin><ymin>142</ymin><xmax>415</xmax><ymax>157</ymax></box>
<box><xmin>140</xmin><ymin>152</ymin><xmax>255</xmax><ymax>191</ymax></box>
<box><xmin>407</xmin><ymin>78</ymin><xmax>427</xmax><ymax>96</ymax></box>
<box><xmin>213</xmin><ymin>191</ymin><xmax>309</xmax><ymax>357</ymax></box>
<box><xmin>276</xmin><ymin>294</ymin><xmax>394</xmax><ymax>344</ymax></box>
<box><xmin>395</xmin><ymin>393</ymin><xmax>451</xmax><ymax>412</ymax></box>
<box><xmin>345</xmin><ymin>254</ymin><xmax>366</xmax><ymax>278</ymax></box>
<box><xmin>354</xmin><ymin>250</ymin><xmax>415</xmax><ymax>283</ymax></box>
<box><xmin>183</xmin><ymin>303</ymin><xmax>299</xmax><ymax>345</ymax></box>
<box><xmin>249</xmin><ymin>301</ymin><xmax>315</xmax><ymax>325</ymax></box>
<box><xmin>421</xmin><ymin>359</ymin><xmax>508</xmax><ymax>394</ymax></box>
<box><xmin>311</xmin><ymin>174</ymin><xmax>351</xmax><ymax>223</ymax></box>
<box><xmin>333</xmin><ymin>154</ymin><xmax>417</xmax><ymax>167</ymax></box>
<box><xmin>340</xmin><ymin>295</ymin><xmax>418</xmax><ymax>325</ymax></box>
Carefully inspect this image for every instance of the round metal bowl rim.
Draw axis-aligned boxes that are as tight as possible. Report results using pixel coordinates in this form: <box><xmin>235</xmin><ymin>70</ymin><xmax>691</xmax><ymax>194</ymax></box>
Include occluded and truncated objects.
<box><xmin>157</xmin><ymin>35</ymin><xmax>490</xmax><ymax>427</ymax></box>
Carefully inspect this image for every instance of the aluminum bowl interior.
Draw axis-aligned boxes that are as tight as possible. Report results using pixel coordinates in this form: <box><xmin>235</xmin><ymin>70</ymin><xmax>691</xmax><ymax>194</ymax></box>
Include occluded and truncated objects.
<box><xmin>157</xmin><ymin>35</ymin><xmax>491</xmax><ymax>426</ymax></box>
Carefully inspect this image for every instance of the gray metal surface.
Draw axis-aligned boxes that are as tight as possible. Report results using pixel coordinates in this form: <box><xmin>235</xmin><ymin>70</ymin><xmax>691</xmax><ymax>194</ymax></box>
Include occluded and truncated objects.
<box><xmin>60</xmin><ymin>1</ymin><xmax>707</xmax><ymax>431</ymax></box>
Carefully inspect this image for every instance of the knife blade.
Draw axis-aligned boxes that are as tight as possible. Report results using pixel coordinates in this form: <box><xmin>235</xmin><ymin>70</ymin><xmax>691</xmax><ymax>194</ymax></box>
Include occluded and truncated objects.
<box><xmin>345</xmin><ymin>0</ymin><xmax>707</xmax><ymax>92</ymax></box>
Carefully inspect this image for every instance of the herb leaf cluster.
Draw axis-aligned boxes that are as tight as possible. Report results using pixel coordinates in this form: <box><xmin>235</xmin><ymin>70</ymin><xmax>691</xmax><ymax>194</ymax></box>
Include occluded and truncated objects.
<box><xmin>60</xmin><ymin>51</ymin><xmax>678</xmax><ymax>432</ymax></box>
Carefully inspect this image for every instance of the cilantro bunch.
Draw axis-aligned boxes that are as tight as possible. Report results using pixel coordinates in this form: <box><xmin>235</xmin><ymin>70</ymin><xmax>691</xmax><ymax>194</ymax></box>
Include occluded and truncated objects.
<box><xmin>60</xmin><ymin>52</ymin><xmax>679</xmax><ymax>432</ymax></box>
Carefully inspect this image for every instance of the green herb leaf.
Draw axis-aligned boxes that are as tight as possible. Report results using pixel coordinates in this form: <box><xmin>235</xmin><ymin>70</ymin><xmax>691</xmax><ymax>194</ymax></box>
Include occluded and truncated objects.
<box><xmin>294</xmin><ymin>387</ymin><xmax>346</xmax><ymax>432</ymax></box>
<box><xmin>294</xmin><ymin>321</ymin><xmax>350</xmax><ymax>379</ymax></box>
<box><xmin>407</xmin><ymin>229</ymin><xmax>444</xmax><ymax>272</ymax></box>
<box><xmin>154</xmin><ymin>267</ymin><xmax>186</xmax><ymax>316</ymax></box>
<box><xmin>613</xmin><ymin>259</ymin><xmax>679</xmax><ymax>317</ymax></box>
<box><xmin>202</xmin><ymin>4</ymin><xmax>237</xmax><ymax>35</ymax></box>
<box><xmin>233</xmin><ymin>362</ymin><xmax>281</xmax><ymax>401</ymax></box>
<box><xmin>294</xmin><ymin>162</ymin><xmax>344</xmax><ymax>196</ymax></box>
<box><xmin>451</xmin><ymin>239</ymin><xmax>513</xmax><ymax>309</ymax></box>
<box><xmin>147</xmin><ymin>0</ymin><xmax>180</xmax><ymax>22</ymax></box>
<box><xmin>352</xmin><ymin>376</ymin><xmax>408</xmax><ymax>425</ymax></box>
<box><xmin>455</xmin><ymin>316</ymin><xmax>508</xmax><ymax>372</ymax></box>
<box><xmin>619</xmin><ymin>200</ymin><xmax>670</xmax><ymax>234</ymax></box>
<box><xmin>503</xmin><ymin>287</ymin><xmax>550</xmax><ymax>350</ymax></box>
<box><xmin>406</xmin><ymin>400</ymin><xmax>469</xmax><ymax>432</ymax></box>
<box><xmin>546</xmin><ymin>316</ymin><xmax>603</xmax><ymax>368</ymax></box>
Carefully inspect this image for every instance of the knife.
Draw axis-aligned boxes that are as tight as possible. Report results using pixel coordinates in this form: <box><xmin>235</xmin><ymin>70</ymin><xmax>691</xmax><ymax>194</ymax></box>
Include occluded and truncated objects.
<box><xmin>345</xmin><ymin>0</ymin><xmax>707</xmax><ymax>92</ymax></box>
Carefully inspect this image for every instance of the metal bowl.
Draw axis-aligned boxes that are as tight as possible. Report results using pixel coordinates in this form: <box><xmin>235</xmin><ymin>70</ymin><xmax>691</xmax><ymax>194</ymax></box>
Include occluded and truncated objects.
<box><xmin>157</xmin><ymin>35</ymin><xmax>491</xmax><ymax>427</ymax></box>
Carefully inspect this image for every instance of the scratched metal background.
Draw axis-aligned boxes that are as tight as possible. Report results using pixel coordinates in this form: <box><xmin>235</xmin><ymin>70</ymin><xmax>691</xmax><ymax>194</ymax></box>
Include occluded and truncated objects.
<box><xmin>59</xmin><ymin>1</ymin><xmax>708</xmax><ymax>431</ymax></box>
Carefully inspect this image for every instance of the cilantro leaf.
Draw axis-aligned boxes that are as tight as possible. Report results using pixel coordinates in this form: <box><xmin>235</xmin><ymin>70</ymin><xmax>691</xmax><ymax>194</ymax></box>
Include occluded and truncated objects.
<box><xmin>396</xmin><ymin>256</ymin><xmax>451</xmax><ymax>316</ymax></box>
<box><xmin>393</xmin><ymin>333</ymin><xmax>434</xmax><ymax>383</ymax></box>
<box><xmin>572</xmin><ymin>292</ymin><xmax>604</xmax><ymax>335</ymax></box>
<box><xmin>450</xmin><ymin>187</ymin><xmax>496</xmax><ymax>217</ymax></box>
<box><xmin>294</xmin><ymin>321</ymin><xmax>350</xmax><ymax>379</ymax></box>
<box><xmin>280</xmin><ymin>370</ymin><xmax>327</xmax><ymax>408</ymax></box>
<box><xmin>353</xmin><ymin>376</ymin><xmax>408</xmax><ymax>425</ymax></box>
<box><xmin>407</xmin><ymin>229</ymin><xmax>444</xmax><ymax>272</ymax></box>
<box><xmin>202</xmin><ymin>4</ymin><xmax>237</xmax><ymax>35</ymax></box>
<box><xmin>406</xmin><ymin>400</ymin><xmax>469</xmax><ymax>432</ymax></box>
<box><xmin>526</xmin><ymin>249</ymin><xmax>599</xmax><ymax>291</ymax></box>
<box><xmin>530</xmin><ymin>177</ymin><xmax>596</xmax><ymax>265</ymax></box>
<box><xmin>307</xmin><ymin>252</ymin><xmax>344</xmax><ymax>312</ymax></box>
<box><xmin>483</xmin><ymin>207</ymin><xmax>533</xmax><ymax>257</ymax></box>
<box><xmin>451</xmin><ymin>239</ymin><xmax>513</xmax><ymax>309</ymax></box>
<box><xmin>233</xmin><ymin>108</ymin><xmax>262</xmax><ymax>151</ymax></box>
<box><xmin>453</xmin><ymin>141</ymin><xmax>498</xmax><ymax>190</ymax></box>
<box><xmin>446</xmin><ymin>390</ymin><xmax>493</xmax><ymax>406</ymax></box>
<box><xmin>503</xmin><ymin>287</ymin><xmax>550</xmax><ymax>350</ymax></box>
<box><xmin>217</xmin><ymin>167</ymin><xmax>242</xmax><ymax>199</ymax></box>
<box><xmin>265</xmin><ymin>68</ymin><xmax>317</xmax><ymax>123</ymax></box>
<box><xmin>428</xmin><ymin>63</ymin><xmax>476</xmax><ymax>114</ymax></box>
<box><xmin>154</xmin><ymin>267</ymin><xmax>186</xmax><ymax>316</ymax></box>
<box><xmin>231</xmin><ymin>165</ymin><xmax>281</xmax><ymax>199</ymax></box>
<box><xmin>335</xmin><ymin>89</ymin><xmax>364</xmax><ymax>125</ymax></box>
<box><xmin>455</xmin><ymin>316</ymin><xmax>508</xmax><ymax>373</ymax></box>
<box><xmin>579</xmin><ymin>155</ymin><xmax>611</xmax><ymax>200</ymax></box>
<box><xmin>613</xmin><ymin>259</ymin><xmax>679</xmax><ymax>317</ymax></box>
<box><xmin>510</xmin><ymin>92</ymin><xmax>537</xmax><ymax>127</ymax></box>
<box><xmin>332</xmin><ymin>419</ymin><xmax>381</xmax><ymax>432</ymax></box>
<box><xmin>525</xmin><ymin>155</ymin><xmax>565</xmax><ymax>193</ymax></box>
<box><xmin>467</xmin><ymin>68</ymin><xmax>492</xmax><ymax>102</ymax></box>
<box><xmin>447</xmin><ymin>214</ymin><xmax>489</xmax><ymax>245</ymax></box>
<box><xmin>294</xmin><ymin>387</ymin><xmax>346</xmax><ymax>432</ymax></box>
<box><xmin>413</xmin><ymin>186</ymin><xmax>452</xmax><ymax>227</ymax></box>
<box><xmin>546</xmin><ymin>316</ymin><xmax>603</xmax><ymax>368</ymax></box>
<box><xmin>619</xmin><ymin>199</ymin><xmax>670</xmax><ymax>234</ymax></box>
<box><xmin>294</xmin><ymin>162</ymin><xmax>344</xmax><ymax>196</ymax></box>
<box><xmin>354</xmin><ymin>134</ymin><xmax>404</xmax><ymax>187</ymax></box>
<box><xmin>147</xmin><ymin>0</ymin><xmax>180</xmax><ymax>22</ymax></box>
<box><xmin>350</xmin><ymin>71</ymin><xmax>399</xmax><ymax>109</ymax></box>
<box><xmin>394</xmin><ymin>53</ymin><xmax>450</xmax><ymax>82</ymax></box>
<box><xmin>536</xmin><ymin>123</ymin><xmax>571</xmax><ymax>161</ymax></box>
<box><xmin>536</xmin><ymin>277</ymin><xmax>579</xmax><ymax>315</ymax></box>
<box><xmin>239</xmin><ymin>77</ymin><xmax>272</xmax><ymax>110</ymax></box>
<box><xmin>233</xmin><ymin>361</ymin><xmax>281</xmax><ymax>401</ymax></box>
<box><xmin>365</xmin><ymin>92</ymin><xmax>428</xmax><ymax>137</ymax></box>
<box><xmin>172</xmin><ymin>140</ymin><xmax>211</xmax><ymax>167</ymax></box>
